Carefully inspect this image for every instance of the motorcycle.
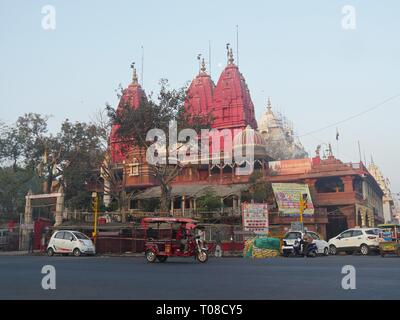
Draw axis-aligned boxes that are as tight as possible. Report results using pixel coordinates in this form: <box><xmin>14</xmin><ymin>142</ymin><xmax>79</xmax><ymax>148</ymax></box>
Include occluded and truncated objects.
<box><xmin>290</xmin><ymin>239</ymin><xmax>318</xmax><ymax>257</ymax></box>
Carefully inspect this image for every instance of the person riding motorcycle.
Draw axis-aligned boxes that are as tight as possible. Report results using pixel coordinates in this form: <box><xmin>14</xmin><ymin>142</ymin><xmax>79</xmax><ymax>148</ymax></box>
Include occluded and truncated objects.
<box><xmin>302</xmin><ymin>233</ymin><xmax>314</xmax><ymax>256</ymax></box>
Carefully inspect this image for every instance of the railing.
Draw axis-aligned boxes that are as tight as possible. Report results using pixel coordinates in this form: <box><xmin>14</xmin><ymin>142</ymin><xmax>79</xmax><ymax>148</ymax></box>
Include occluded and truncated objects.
<box><xmin>313</xmin><ymin>191</ymin><xmax>358</xmax><ymax>205</ymax></box>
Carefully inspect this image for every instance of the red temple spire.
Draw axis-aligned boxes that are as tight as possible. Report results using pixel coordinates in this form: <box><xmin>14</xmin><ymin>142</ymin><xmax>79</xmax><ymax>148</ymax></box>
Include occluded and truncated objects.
<box><xmin>185</xmin><ymin>57</ymin><xmax>215</xmax><ymax>117</ymax></box>
<box><xmin>212</xmin><ymin>47</ymin><xmax>257</xmax><ymax>130</ymax></box>
<box><xmin>110</xmin><ymin>63</ymin><xmax>145</xmax><ymax>163</ymax></box>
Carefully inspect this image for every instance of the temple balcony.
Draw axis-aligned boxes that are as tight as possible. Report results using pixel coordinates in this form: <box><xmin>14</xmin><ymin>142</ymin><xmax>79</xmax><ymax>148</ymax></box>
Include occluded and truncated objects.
<box><xmin>313</xmin><ymin>191</ymin><xmax>362</xmax><ymax>206</ymax></box>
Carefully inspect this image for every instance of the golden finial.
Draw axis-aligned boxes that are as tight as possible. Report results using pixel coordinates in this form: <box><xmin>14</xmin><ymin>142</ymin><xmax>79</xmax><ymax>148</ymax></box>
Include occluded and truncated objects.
<box><xmin>200</xmin><ymin>58</ymin><xmax>206</xmax><ymax>73</ymax></box>
<box><xmin>130</xmin><ymin>62</ymin><xmax>138</xmax><ymax>84</ymax></box>
<box><xmin>267</xmin><ymin>97</ymin><xmax>272</xmax><ymax>111</ymax></box>
<box><xmin>228</xmin><ymin>47</ymin><xmax>234</xmax><ymax>64</ymax></box>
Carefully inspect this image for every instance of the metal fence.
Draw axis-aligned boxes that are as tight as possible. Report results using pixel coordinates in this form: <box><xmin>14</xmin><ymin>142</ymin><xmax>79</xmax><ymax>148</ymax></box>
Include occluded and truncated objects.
<box><xmin>95</xmin><ymin>224</ymin><xmax>244</xmax><ymax>255</ymax></box>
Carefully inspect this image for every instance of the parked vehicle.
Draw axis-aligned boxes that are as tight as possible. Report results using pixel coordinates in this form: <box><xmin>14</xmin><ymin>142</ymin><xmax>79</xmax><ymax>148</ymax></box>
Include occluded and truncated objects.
<box><xmin>46</xmin><ymin>230</ymin><xmax>96</xmax><ymax>256</ymax></box>
<box><xmin>287</xmin><ymin>239</ymin><xmax>318</xmax><ymax>257</ymax></box>
<box><xmin>142</xmin><ymin>217</ymin><xmax>209</xmax><ymax>263</ymax></box>
<box><xmin>328</xmin><ymin>228</ymin><xmax>382</xmax><ymax>255</ymax></box>
<box><xmin>0</xmin><ymin>229</ymin><xmax>10</xmax><ymax>251</ymax></box>
<box><xmin>282</xmin><ymin>231</ymin><xmax>329</xmax><ymax>257</ymax></box>
<box><xmin>377</xmin><ymin>224</ymin><xmax>400</xmax><ymax>257</ymax></box>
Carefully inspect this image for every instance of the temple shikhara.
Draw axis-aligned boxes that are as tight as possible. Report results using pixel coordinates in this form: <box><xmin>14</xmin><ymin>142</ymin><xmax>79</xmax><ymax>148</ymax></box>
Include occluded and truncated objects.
<box><xmin>101</xmin><ymin>48</ymin><xmax>387</xmax><ymax>240</ymax></box>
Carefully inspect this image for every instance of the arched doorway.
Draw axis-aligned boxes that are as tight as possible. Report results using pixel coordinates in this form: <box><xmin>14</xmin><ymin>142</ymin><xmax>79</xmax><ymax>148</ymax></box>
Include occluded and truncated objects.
<box><xmin>326</xmin><ymin>206</ymin><xmax>348</xmax><ymax>240</ymax></box>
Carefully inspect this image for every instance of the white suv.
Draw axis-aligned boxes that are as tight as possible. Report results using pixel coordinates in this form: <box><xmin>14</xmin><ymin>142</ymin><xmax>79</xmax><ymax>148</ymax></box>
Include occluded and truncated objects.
<box><xmin>328</xmin><ymin>228</ymin><xmax>381</xmax><ymax>255</ymax></box>
<box><xmin>47</xmin><ymin>230</ymin><xmax>96</xmax><ymax>256</ymax></box>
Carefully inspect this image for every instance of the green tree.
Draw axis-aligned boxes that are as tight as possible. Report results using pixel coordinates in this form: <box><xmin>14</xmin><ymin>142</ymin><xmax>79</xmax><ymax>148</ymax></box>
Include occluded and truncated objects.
<box><xmin>241</xmin><ymin>171</ymin><xmax>274</xmax><ymax>203</ymax></box>
<box><xmin>0</xmin><ymin>113</ymin><xmax>49</xmax><ymax>171</ymax></box>
<box><xmin>0</xmin><ymin>166</ymin><xmax>42</xmax><ymax>217</ymax></box>
<box><xmin>197</xmin><ymin>188</ymin><xmax>221</xmax><ymax>212</ymax></box>
<box><xmin>0</xmin><ymin>114</ymin><xmax>106</xmax><ymax>213</ymax></box>
<box><xmin>56</xmin><ymin>119</ymin><xmax>106</xmax><ymax>210</ymax></box>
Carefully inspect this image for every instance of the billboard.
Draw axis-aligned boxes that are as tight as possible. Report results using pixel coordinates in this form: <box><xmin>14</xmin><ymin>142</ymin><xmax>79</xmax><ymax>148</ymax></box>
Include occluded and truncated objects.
<box><xmin>242</xmin><ymin>203</ymin><xmax>269</xmax><ymax>234</ymax></box>
<box><xmin>268</xmin><ymin>159</ymin><xmax>312</xmax><ymax>175</ymax></box>
<box><xmin>271</xmin><ymin>183</ymin><xmax>314</xmax><ymax>216</ymax></box>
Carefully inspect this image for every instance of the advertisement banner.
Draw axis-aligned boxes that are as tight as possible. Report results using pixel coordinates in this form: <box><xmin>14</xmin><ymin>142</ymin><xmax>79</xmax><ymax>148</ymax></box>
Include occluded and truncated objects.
<box><xmin>242</xmin><ymin>203</ymin><xmax>269</xmax><ymax>234</ymax></box>
<box><xmin>271</xmin><ymin>183</ymin><xmax>314</xmax><ymax>216</ymax></box>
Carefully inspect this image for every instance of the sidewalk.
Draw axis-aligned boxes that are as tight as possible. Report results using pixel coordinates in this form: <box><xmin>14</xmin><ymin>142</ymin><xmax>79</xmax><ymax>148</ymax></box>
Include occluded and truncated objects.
<box><xmin>0</xmin><ymin>250</ymin><xmax>41</xmax><ymax>256</ymax></box>
<box><xmin>0</xmin><ymin>250</ymin><xmax>143</xmax><ymax>257</ymax></box>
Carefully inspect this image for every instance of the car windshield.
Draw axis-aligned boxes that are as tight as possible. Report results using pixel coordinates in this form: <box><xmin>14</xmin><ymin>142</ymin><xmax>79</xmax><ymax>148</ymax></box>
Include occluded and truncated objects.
<box><xmin>365</xmin><ymin>229</ymin><xmax>380</xmax><ymax>235</ymax></box>
<box><xmin>286</xmin><ymin>232</ymin><xmax>301</xmax><ymax>239</ymax></box>
<box><xmin>307</xmin><ymin>232</ymin><xmax>320</xmax><ymax>240</ymax></box>
<box><xmin>73</xmin><ymin>232</ymin><xmax>90</xmax><ymax>240</ymax></box>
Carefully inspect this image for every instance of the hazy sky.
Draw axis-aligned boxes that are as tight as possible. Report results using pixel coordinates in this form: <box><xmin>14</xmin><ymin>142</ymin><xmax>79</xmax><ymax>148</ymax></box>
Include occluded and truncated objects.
<box><xmin>0</xmin><ymin>0</ymin><xmax>399</xmax><ymax>194</ymax></box>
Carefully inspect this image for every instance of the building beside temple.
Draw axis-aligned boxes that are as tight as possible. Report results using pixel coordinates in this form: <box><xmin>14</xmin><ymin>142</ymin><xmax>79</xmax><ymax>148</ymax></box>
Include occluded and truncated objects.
<box><xmin>368</xmin><ymin>160</ymin><xmax>396</xmax><ymax>223</ymax></box>
<box><xmin>268</xmin><ymin>154</ymin><xmax>384</xmax><ymax>239</ymax></box>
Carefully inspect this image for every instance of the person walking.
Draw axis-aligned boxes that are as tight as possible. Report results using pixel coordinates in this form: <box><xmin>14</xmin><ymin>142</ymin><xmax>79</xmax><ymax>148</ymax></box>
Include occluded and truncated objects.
<box><xmin>40</xmin><ymin>230</ymin><xmax>47</xmax><ymax>254</ymax></box>
<box><xmin>28</xmin><ymin>229</ymin><xmax>35</xmax><ymax>254</ymax></box>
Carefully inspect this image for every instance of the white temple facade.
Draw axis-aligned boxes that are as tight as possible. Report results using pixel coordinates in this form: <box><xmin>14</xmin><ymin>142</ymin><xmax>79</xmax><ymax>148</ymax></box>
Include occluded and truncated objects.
<box><xmin>368</xmin><ymin>160</ymin><xmax>395</xmax><ymax>223</ymax></box>
<box><xmin>257</xmin><ymin>98</ymin><xmax>308</xmax><ymax>160</ymax></box>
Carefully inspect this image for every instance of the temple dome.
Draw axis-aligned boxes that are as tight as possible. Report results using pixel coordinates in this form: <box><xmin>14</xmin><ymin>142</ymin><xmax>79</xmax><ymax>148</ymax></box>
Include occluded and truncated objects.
<box><xmin>233</xmin><ymin>126</ymin><xmax>267</xmax><ymax>158</ymax></box>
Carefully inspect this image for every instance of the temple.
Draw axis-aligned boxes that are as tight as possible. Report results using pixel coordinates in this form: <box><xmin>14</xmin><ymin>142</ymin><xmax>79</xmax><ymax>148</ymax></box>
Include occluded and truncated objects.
<box><xmin>101</xmin><ymin>48</ymin><xmax>386</xmax><ymax>240</ymax></box>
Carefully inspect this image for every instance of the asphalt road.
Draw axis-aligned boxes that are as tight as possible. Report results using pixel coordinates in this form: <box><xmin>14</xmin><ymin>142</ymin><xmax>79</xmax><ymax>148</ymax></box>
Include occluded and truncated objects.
<box><xmin>0</xmin><ymin>255</ymin><xmax>399</xmax><ymax>299</ymax></box>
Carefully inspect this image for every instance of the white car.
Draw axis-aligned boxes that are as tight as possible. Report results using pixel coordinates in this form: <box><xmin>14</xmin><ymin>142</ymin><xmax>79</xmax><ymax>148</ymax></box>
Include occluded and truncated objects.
<box><xmin>282</xmin><ymin>231</ymin><xmax>330</xmax><ymax>256</ymax></box>
<box><xmin>47</xmin><ymin>230</ymin><xmax>96</xmax><ymax>256</ymax></box>
<box><xmin>328</xmin><ymin>228</ymin><xmax>381</xmax><ymax>255</ymax></box>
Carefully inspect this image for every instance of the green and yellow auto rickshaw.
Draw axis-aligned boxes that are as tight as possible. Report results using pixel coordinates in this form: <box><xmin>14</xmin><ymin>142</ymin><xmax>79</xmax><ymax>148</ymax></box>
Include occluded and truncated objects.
<box><xmin>377</xmin><ymin>224</ymin><xmax>400</xmax><ymax>257</ymax></box>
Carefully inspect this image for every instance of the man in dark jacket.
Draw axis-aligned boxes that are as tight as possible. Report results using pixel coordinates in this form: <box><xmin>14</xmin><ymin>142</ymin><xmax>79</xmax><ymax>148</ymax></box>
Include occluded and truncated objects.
<box><xmin>28</xmin><ymin>230</ymin><xmax>35</xmax><ymax>253</ymax></box>
<box><xmin>176</xmin><ymin>224</ymin><xmax>188</xmax><ymax>252</ymax></box>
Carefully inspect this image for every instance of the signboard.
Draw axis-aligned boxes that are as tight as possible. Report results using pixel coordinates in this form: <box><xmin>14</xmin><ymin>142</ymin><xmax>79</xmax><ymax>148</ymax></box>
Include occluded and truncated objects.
<box><xmin>20</xmin><ymin>223</ymin><xmax>34</xmax><ymax>230</ymax></box>
<box><xmin>242</xmin><ymin>203</ymin><xmax>269</xmax><ymax>234</ymax></box>
<box><xmin>271</xmin><ymin>183</ymin><xmax>314</xmax><ymax>216</ymax></box>
<box><xmin>268</xmin><ymin>159</ymin><xmax>312</xmax><ymax>175</ymax></box>
<box><xmin>290</xmin><ymin>222</ymin><xmax>304</xmax><ymax>232</ymax></box>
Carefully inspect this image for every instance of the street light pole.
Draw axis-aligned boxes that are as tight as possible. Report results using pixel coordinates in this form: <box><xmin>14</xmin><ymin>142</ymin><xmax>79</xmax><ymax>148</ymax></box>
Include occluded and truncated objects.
<box><xmin>92</xmin><ymin>192</ymin><xmax>99</xmax><ymax>246</ymax></box>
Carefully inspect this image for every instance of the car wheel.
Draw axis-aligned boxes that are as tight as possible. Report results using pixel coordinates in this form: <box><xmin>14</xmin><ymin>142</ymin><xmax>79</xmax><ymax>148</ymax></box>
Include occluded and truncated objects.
<box><xmin>197</xmin><ymin>250</ymin><xmax>208</xmax><ymax>263</ymax></box>
<box><xmin>73</xmin><ymin>248</ymin><xmax>81</xmax><ymax>257</ymax></box>
<box><xmin>47</xmin><ymin>247</ymin><xmax>54</xmax><ymax>257</ymax></box>
<box><xmin>360</xmin><ymin>244</ymin><xmax>369</xmax><ymax>255</ymax></box>
<box><xmin>157</xmin><ymin>256</ymin><xmax>168</xmax><ymax>263</ymax></box>
<box><xmin>324</xmin><ymin>247</ymin><xmax>329</xmax><ymax>256</ymax></box>
<box><xmin>329</xmin><ymin>245</ymin><xmax>337</xmax><ymax>255</ymax></box>
<box><xmin>145</xmin><ymin>250</ymin><xmax>157</xmax><ymax>263</ymax></box>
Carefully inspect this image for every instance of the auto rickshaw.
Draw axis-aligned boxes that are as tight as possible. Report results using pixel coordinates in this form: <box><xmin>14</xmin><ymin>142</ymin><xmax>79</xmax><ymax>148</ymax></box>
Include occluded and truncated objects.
<box><xmin>141</xmin><ymin>217</ymin><xmax>209</xmax><ymax>263</ymax></box>
<box><xmin>377</xmin><ymin>224</ymin><xmax>400</xmax><ymax>257</ymax></box>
